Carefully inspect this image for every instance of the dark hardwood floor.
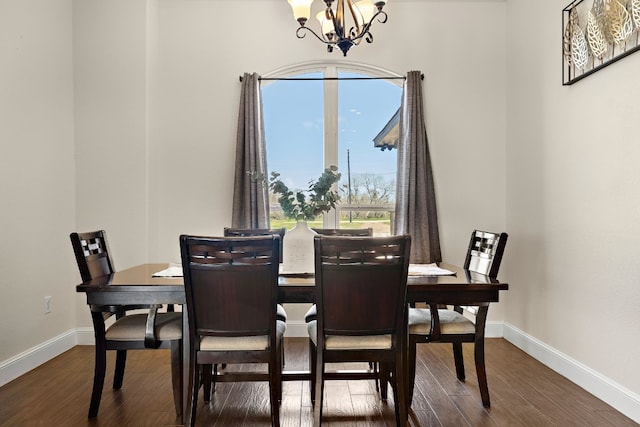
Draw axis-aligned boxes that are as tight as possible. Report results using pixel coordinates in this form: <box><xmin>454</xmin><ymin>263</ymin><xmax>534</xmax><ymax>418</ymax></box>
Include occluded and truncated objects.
<box><xmin>0</xmin><ymin>338</ymin><xmax>636</xmax><ymax>426</ymax></box>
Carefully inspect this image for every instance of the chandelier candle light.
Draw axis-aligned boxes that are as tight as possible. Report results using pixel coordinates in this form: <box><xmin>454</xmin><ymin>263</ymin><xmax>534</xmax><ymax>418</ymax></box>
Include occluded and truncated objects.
<box><xmin>287</xmin><ymin>0</ymin><xmax>388</xmax><ymax>56</ymax></box>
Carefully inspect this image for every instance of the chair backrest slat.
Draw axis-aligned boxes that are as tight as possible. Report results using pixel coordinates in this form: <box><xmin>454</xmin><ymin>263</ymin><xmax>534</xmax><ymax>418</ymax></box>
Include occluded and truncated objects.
<box><xmin>223</xmin><ymin>227</ymin><xmax>286</xmax><ymax>261</ymax></box>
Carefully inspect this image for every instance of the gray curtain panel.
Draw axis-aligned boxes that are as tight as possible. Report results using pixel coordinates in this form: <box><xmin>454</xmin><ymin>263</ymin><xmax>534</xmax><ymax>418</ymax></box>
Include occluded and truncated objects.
<box><xmin>231</xmin><ymin>72</ymin><xmax>270</xmax><ymax>229</ymax></box>
<box><xmin>393</xmin><ymin>70</ymin><xmax>442</xmax><ymax>263</ymax></box>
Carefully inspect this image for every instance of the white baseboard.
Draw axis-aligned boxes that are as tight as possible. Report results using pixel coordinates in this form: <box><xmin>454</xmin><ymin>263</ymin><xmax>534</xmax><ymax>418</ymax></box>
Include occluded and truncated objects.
<box><xmin>0</xmin><ymin>329</ymin><xmax>79</xmax><ymax>387</ymax></box>
<box><xmin>503</xmin><ymin>322</ymin><xmax>640</xmax><ymax>424</ymax></box>
<box><xmin>75</xmin><ymin>327</ymin><xmax>96</xmax><ymax>345</ymax></box>
<box><xmin>485</xmin><ymin>320</ymin><xmax>504</xmax><ymax>338</ymax></box>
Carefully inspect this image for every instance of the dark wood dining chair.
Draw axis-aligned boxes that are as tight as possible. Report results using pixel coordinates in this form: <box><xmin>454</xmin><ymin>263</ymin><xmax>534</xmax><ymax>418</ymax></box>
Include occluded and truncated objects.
<box><xmin>407</xmin><ymin>229</ymin><xmax>508</xmax><ymax>408</ymax></box>
<box><xmin>308</xmin><ymin>235</ymin><xmax>411</xmax><ymax>426</ymax></box>
<box><xmin>197</xmin><ymin>227</ymin><xmax>288</xmax><ymax>401</ymax></box>
<box><xmin>70</xmin><ymin>230</ymin><xmax>183</xmax><ymax>419</ymax></box>
<box><xmin>180</xmin><ymin>234</ymin><xmax>285</xmax><ymax>427</ymax></box>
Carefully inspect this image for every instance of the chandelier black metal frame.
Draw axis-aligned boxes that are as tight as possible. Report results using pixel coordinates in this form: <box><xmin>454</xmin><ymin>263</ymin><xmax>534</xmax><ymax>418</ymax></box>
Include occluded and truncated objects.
<box><xmin>287</xmin><ymin>0</ymin><xmax>388</xmax><ymax>56</ymax></box>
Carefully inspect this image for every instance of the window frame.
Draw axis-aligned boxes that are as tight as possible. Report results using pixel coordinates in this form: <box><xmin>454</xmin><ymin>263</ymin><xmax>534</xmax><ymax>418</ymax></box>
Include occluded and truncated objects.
<box><xmin>261</xmin><ymin>61</ymin><xmax>404</xmax><ymax>229</ymax></box>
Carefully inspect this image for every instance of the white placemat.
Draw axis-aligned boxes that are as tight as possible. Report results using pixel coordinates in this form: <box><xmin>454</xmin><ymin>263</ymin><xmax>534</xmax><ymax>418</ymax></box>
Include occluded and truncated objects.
<box><xmin>408</xmin><ymin>263</ymin><xmax>455</xmax><ymax>276</ymax></box>
<box><xmin>152</xmin><ymin>263</ymin><xmax>183</xmax><ymax>277</ymax></box>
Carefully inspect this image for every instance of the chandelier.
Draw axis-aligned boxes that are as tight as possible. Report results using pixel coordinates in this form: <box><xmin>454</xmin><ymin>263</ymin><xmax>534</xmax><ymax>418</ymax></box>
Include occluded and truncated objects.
<box><xmin>287</xmin><ymin>0</ymin><xmax>388</xmax><ymax>56</ymax></box>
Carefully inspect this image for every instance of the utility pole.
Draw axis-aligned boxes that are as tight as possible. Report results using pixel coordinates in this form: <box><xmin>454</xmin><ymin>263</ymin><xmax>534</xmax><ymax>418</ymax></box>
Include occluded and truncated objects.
<box><xmin>347</xmin><ymin>149</ymin><xmax>352</xmax><ymax>222</ymax></box>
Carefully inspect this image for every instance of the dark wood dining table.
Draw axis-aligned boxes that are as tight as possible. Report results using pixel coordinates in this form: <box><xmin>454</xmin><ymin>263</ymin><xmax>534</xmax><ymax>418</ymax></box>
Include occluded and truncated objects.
<box><xmin>76</xmin><ymin>262</ymin><xmax>508</xmax><ymax>419</ymax></box>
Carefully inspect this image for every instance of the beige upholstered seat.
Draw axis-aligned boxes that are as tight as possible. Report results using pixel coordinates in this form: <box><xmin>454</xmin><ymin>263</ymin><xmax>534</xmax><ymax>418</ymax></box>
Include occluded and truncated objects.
<box><xmin>307</xmin><ymin>321</ymin><xmax>392</xmax><ymax>350</ymax></box>
<box><xmin>408</xmin><ymin>308</ymin><xmax>477</xmax><ymax>335</ymax></box>
<box><xmin>105</xmin><ymin>312</ymin><xmax>182</xmax><ymax>341</ymax></box>
<box><xmin>200</xmin><ymin>320</ymin><xmax>286</xmax><ymax>351</ymax></box>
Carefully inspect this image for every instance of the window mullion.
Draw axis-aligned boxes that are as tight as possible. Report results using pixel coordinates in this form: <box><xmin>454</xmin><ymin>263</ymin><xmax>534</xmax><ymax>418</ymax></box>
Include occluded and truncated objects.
<box><xmin>323</xmin><ymin>66</ymin><xmax>339</xmax><ymax>228</ymax></box>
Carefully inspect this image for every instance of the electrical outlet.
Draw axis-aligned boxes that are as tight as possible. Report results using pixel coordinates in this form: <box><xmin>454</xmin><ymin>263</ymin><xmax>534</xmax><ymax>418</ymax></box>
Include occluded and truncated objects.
<box><xmin>44</xmin><ymin>296</ymin><xmax>52</xmax><ymax>314</ymax></box>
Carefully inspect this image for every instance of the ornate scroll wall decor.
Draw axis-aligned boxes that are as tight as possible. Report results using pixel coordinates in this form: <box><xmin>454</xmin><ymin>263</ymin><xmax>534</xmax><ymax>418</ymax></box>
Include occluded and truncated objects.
<box><xmin>563</xmin><ymin>0</ymin><xmax>640</xmax><ymax>85</ymax></box>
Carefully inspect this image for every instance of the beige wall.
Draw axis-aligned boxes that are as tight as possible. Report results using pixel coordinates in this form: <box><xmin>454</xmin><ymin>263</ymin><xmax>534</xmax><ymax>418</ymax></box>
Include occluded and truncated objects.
<box><xmin>506</xmin><ymin>0</ymin><xmax>640</xmax><ymax>399</ymax></box>
<box><xmin>72</xmin><ymin>0</ymin><xmax>152</xmax><ymax>326</ymax></box>
<box><xmin>0</xmin><ymin>0</ymin><xmax>76</xmax><ymax>362</ymax></box>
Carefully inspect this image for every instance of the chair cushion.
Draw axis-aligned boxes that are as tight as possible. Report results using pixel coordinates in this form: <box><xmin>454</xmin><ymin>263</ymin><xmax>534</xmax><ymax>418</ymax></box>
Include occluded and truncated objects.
<box><xmin>304</xmin><ymin>304</ymin><xmax>316</xmax><ymax>323</ymax></box>
<box><xmin>199</xmin><ymin>320</ymin><xmax>286</xmax><ymax>351</ymax></box>
<box><xmin>306</xmin><ymin>320</ymin><xmax>392</xmax><ymax>350</ymax></box>
<box><xmin>106</xmin><ymin>312</ymin><xmax>182</xmax><ymax>341</ymax></box>
<box><xmin>408</xmin><ymin>308</ymin><xmax>476</xmax><ymax>335</ymax></box>
<box><xmin>277</xmin><ymin>304</ymin><xmax>288</xmax><ymax>322</ymax></box>
<box><xmin>407</xmin><ymin>308</ymin><xmax>432</xmax><ymax>334</ymax></box>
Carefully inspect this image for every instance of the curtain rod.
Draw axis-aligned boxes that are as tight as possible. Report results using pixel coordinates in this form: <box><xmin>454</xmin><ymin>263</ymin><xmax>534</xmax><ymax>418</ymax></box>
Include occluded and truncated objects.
<box><xmin>239</xmin><ymin>74</ymin><xmax>423</xmax><ymax>82</ymax></box>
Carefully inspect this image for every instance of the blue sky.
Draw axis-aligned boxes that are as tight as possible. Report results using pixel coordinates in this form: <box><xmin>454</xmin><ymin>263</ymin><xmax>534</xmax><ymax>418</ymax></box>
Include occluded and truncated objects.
<box><xmin>262</xmin><ymin>72</ymin><xmax>401</xmax><ymax>194</ymax></box>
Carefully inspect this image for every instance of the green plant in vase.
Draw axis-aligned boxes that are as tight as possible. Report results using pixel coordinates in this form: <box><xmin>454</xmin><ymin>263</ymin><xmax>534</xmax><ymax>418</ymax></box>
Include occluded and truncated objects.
<box><xmin>269</xmin><ymin>166</ymin><xmax>341</xmax><ymax>221</ymax></box>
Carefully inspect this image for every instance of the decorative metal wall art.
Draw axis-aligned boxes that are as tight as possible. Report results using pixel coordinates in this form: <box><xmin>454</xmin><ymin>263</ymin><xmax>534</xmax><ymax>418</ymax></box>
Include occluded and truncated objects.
<box><xmin>563</xmin><ymin>0</ymin><xmax>640</xmax><ymax>85</ymax></box>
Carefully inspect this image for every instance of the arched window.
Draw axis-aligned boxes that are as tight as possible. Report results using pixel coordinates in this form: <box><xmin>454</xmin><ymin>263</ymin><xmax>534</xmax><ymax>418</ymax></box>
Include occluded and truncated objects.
<box><xmin>262</xmin><ymin>64</ymin><xmax>402</xmax><ymax>236</ymax></box>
